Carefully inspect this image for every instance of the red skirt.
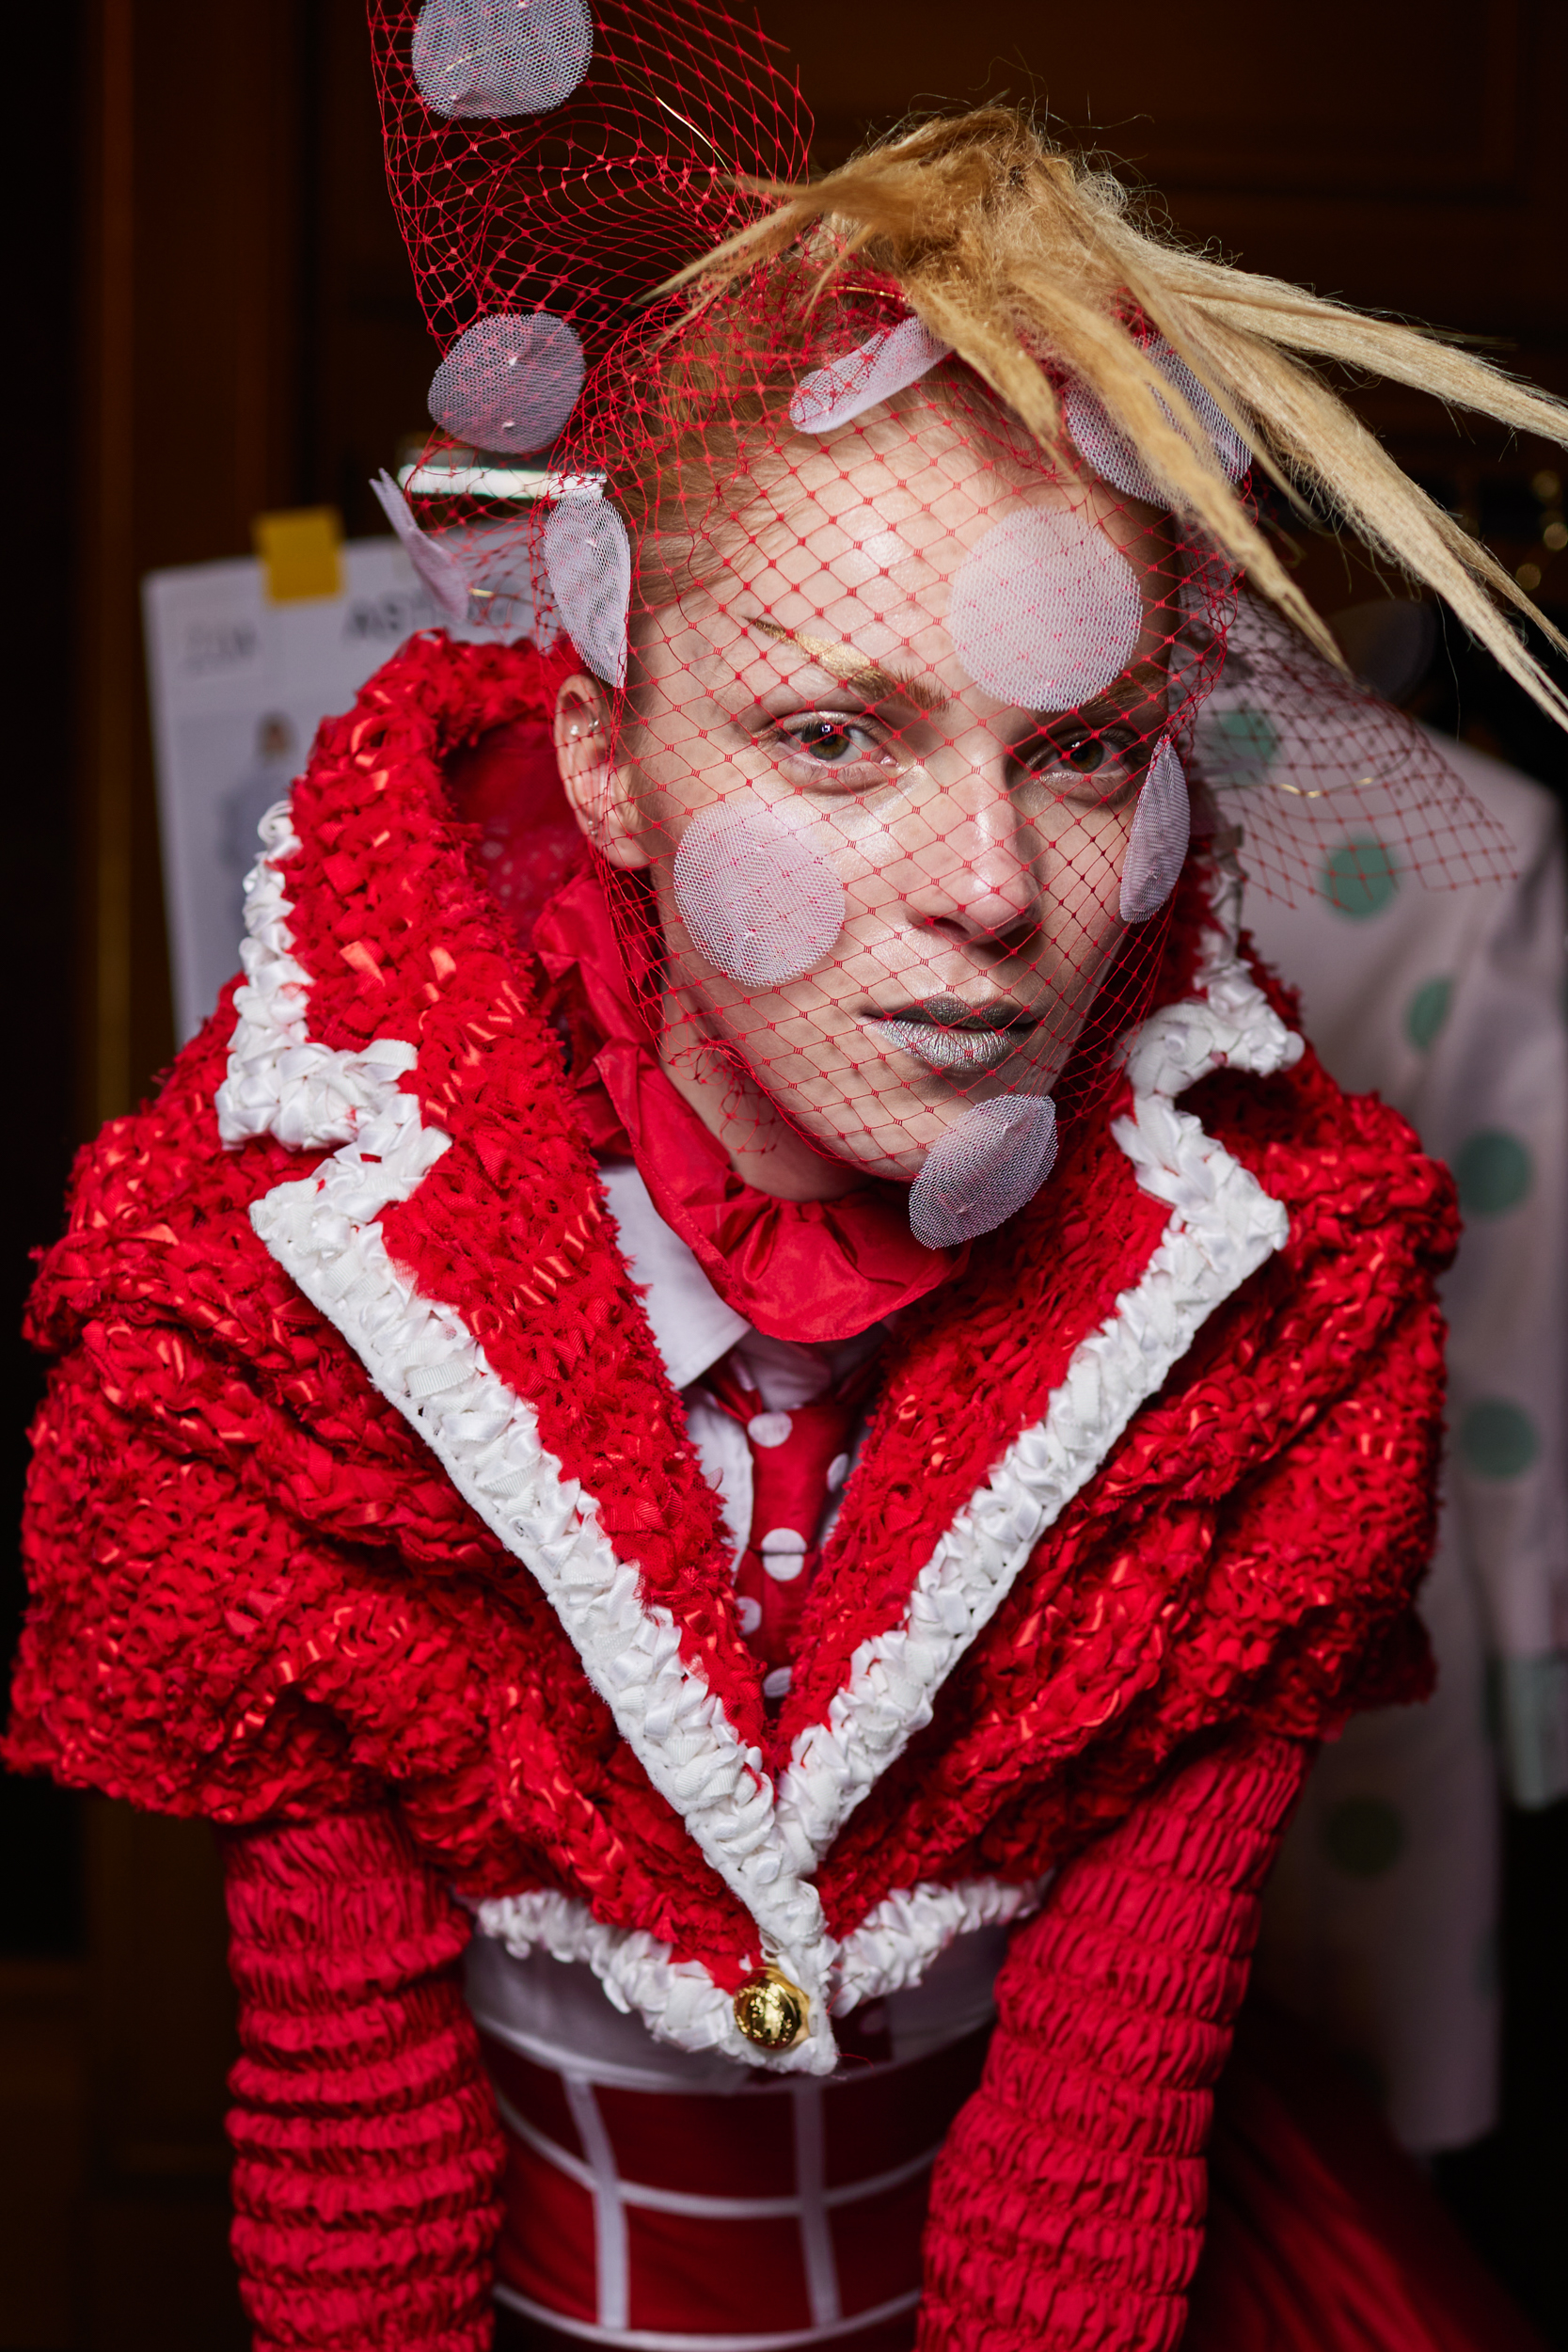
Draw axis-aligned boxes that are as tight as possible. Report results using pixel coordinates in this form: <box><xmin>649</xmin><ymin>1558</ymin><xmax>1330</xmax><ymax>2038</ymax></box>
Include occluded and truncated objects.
<box><xmin>489</xmin><ymin>2002</ymin><xmax>1544</xmax><ymax>2352</ymax></box>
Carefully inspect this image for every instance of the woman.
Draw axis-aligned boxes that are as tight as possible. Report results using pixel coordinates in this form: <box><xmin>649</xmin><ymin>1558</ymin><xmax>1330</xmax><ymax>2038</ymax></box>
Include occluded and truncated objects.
<box><xmin>9</xmin><ymin>5</ymin><xmax>1566</xmax><ymax>2348</ymax></box>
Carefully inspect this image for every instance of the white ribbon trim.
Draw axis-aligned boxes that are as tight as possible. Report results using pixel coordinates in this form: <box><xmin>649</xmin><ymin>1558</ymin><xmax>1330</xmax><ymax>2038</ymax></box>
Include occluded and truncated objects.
<box><xmin>473</xmin><ymin>1869</ymin><xmax>1049</xmax><ymax>2040</ymax></box>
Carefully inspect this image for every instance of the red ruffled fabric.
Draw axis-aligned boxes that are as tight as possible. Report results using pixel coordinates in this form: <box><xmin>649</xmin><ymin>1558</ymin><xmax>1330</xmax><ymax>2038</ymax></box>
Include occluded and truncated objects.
<box><xmin>532</xmin><ymin>864</ymin><xmax>961</xmax><ymax>1343</ymax></box>
<box><xmin>223</xmin><ymin>1805</ymin><xmax>503</xmax><ymax>2352</ymax></box>
<box><xmin>920</xmin><ymin>1732</ymin><xmax>1311</xmax><ymax>2352</ymax></box>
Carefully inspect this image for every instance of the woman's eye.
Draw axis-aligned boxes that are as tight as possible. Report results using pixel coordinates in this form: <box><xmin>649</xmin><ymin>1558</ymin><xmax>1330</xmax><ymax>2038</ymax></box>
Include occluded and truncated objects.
<box><xmin>1017</xmin><ymin>730</ymin><xmax>1137</xmax><ymax>796</ymax></box>
<box><xmin>1020</xmin><ymin>733</ymin><xmax>1105</xmax><ymax>774</ymax></box>
<box><xmin>781</xmin><ymin>719</ymin><xmax>880</xmax><ymax>766</ymax></box>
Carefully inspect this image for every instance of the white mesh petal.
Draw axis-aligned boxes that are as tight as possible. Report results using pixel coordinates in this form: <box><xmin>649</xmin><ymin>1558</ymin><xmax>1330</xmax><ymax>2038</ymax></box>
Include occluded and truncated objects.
<box><xmin>789</xmin><ymin>317</ymin><xmax>950</xmax><ymax>436</ymax></box>
<box><xmin>411</xmin><ymin>0</ymin><xmax>593</xmax><ymax>119</ymax></box>
<box><xmin>542</xmin><ymin>495</ymin><xmax>630</xmax><ymax>687</ymax></box>
<box><xmin>672</xmin><ymin>805</ymin><xmax>847</xmax><ymax>988</ymax></box>
<box><xmin>949</xmin><ymin>508</ymin><xmax>1145</xmax><ymax>709</ymax></box>
<box><xmin>1119</xmin><ymin>738</ymin><xmax>1190</xmax><ymax>922</ymax></box>
<box><xmin>428</xmin><ymin>312</ymin><xmax>586</xmax><ymax>454</ymax></box>
<box><xmin>909</xmin><ymin>1096</ymin><xmax>1058</xmax><ymax>1248</ymax></box>
<box><xmin>370</xmin><ymin>469</ymin><xmax>471</xmax><ymax>624</ymax></box>
<box><xmin>1066</xmin><ymin>339</ymin><xmax>1251</xmax><ymax>501</ymax></box>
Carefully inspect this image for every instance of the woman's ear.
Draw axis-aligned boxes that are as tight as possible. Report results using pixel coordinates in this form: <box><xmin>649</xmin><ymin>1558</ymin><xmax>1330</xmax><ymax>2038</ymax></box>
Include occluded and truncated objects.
<box><xmin>553</xmin><ymin>674</ymin><xmax>650</xmax><ymax>869</ymax></box>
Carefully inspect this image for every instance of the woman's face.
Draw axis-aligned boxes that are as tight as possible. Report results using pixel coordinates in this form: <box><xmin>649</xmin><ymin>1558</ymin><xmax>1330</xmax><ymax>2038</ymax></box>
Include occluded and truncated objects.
<box><xmin>556</xmin><ymin>404</ymin><xmax>1180</xmax><ymax>1199</ymax></box>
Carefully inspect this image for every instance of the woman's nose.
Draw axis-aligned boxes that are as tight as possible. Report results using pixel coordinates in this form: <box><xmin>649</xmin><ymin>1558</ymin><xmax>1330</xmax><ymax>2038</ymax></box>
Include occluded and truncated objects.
<box><xmin>900</xmin><ymin>759</ymin><xmax>1043</xmax><ymax>944</ymax></box>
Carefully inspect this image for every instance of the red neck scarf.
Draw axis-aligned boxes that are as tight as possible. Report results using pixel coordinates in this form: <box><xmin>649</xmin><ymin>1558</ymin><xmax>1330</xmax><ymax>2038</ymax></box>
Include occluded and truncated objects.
<box><xmin>531</xmin><ymin>866</ymin><xmax>962</xmax><ymax>1343</ymax></box>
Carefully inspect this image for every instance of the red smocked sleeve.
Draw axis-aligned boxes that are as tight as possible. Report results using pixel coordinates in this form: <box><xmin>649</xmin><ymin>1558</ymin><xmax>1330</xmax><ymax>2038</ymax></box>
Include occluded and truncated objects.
<box><xmin>221</xmin><ymin>1805</ymin><xmax>505</xmax><ymax>2351</ymax></box>
<box><xmin>919</xmin><ymin>1732</ymin><xmax>1311</xmax><ymax>2352</ymax></box>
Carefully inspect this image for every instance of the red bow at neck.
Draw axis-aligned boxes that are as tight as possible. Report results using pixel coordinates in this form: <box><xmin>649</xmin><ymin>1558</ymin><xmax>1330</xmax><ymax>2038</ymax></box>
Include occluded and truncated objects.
<box><xmin>531</xmin><ymin>866</ymin><xmax>962</xmax><ymax>1344</ymax></box>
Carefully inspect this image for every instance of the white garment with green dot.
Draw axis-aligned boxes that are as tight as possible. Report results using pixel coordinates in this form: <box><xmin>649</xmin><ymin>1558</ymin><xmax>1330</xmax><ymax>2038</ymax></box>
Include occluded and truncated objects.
<box><xmin>1245</xmin><ymin>727</ymin><xmax>1566</xmax><ymax>2153</ymax></box>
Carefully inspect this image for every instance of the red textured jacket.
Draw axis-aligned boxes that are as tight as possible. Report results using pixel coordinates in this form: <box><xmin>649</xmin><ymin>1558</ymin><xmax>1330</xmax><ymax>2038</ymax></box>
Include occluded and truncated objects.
<box><xmin>8</xmin><ymin>635</ymin><xmax>1454</xmax><ymax>2352</ymax></box>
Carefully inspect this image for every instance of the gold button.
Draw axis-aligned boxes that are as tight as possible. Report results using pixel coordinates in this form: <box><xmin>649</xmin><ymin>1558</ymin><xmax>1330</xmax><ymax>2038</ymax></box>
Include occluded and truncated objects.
<box><xmin>733</xmin><ymin>1966</ymin><xmax>809</xmax><ymax>2051</ymax></box>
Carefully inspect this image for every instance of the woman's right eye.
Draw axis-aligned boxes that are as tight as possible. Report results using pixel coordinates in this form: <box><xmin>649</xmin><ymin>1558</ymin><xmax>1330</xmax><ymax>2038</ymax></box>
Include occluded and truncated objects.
<box><xmin>790</xmin><ymin>721</ymin><xmax>866</xmax><ymax>761</ymax></box>
<box><xmin>773</xmin><ymin>716</ymin><xmax>895</xmax><ymax>772</ymax></box>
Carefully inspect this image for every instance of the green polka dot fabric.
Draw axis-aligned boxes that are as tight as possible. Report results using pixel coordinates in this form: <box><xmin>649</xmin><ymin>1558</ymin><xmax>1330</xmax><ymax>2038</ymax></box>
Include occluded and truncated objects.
<box><xmin>1245</xmin><ymin>729</ymin><xmax>1566</xmax><ymax>2152</ymax></box>
<box><xmin>1451</xmin><ymin>1128</ymin><xmax>1532</xmax><ymax>1216</ymax></box>
<box><xmin>1192</xmin><ymin>705</ymin><xmax>1281</xmax><ymax>787</ymax></box>
<box><xmin>1405</xmin><ymin>975</ymin><xmax>1453</xmax><ymax>1051</ymax></box>
<box><xmin>1459</xmin><ymin>1399</ymin><xmax>1540</xmax><ymax>1479</ymax></box>
<box><xmin>1322</xmin><ymin>834</ymin><xmax>1399</xmax><ymax>917</ymax></box>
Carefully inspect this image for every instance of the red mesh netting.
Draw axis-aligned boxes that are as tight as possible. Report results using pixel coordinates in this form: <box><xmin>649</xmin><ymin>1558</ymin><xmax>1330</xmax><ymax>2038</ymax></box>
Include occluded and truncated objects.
<box><xmin>368</xmin><ymin>2</ymin><xmax>1518</xmax><ymax>1240</ymax></box>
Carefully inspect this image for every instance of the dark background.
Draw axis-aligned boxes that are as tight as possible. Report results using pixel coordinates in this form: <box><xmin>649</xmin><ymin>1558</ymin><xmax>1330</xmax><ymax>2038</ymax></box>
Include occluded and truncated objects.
<box><xmin>3</xmin><ymin>3</ymin><xmax>1564</xmax><ymax>2345</ymax></box>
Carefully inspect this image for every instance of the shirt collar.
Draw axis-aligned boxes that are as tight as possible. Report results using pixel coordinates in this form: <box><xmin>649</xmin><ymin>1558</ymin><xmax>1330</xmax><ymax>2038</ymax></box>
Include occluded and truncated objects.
<box><xmin>597</xmin><ymin>1159</ymin><xmax>750</xmax><ymax>1391</ymax></box>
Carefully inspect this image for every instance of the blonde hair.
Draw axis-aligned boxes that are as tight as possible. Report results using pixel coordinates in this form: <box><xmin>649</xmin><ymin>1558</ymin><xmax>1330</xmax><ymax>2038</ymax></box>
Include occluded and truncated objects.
<box><xmin>657</xmin><ymin>106</ymin><xmax>1568</xmax><ymax>730</ymax></box>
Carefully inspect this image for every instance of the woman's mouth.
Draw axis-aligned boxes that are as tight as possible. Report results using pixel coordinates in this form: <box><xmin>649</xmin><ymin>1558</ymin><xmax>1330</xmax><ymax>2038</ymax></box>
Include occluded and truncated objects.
<box><xmin>863</xmin><ymin>995</ymin><xmax>1037</xmax><ymax>1073</ymax></box>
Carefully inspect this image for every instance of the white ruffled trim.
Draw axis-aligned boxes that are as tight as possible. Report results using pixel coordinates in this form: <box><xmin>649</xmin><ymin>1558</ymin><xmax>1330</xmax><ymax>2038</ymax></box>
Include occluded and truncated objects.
<box><xmin>214</xmin><ymin>803</ymin><xmax>424</xmax><ymax>1152</ymax></box>
<box><xmin>825</xmin><ymin>1874</ymin><xmax>1049</xmax><ymax>2015</ymax></box>
<box><xmin>226</xmin><ymin>829</ymin><xmax>1298</xmax><ymax>2069</ymax></box>
<box><xmin>475</xmin><ymin>1871</ymin><xmax>1049</xmax><ymax>2030</ymax></box>
<box><xmin>473</xmin><ymin>1888</ymin><xmax>742</xmax><ymax>2050</ymax></box>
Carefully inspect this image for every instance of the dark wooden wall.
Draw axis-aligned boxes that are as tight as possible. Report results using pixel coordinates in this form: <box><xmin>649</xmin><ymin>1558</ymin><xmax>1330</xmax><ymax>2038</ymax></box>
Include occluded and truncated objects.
<box><xmin>1</xmin><ymin>5</ymin><xmax>1562</xmax><ymax>2345</ymax></box>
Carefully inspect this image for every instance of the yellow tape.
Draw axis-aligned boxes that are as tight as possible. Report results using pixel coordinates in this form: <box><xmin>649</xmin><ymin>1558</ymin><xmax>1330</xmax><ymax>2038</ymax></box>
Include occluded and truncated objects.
<box><xmin>253</xmin><ymin>507</ymin><xmax>344</xmax><ymax>603</ymax></box>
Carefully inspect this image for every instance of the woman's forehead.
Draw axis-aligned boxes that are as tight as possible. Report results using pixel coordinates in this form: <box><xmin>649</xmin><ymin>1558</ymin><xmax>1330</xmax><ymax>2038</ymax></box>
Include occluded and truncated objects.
<box><xmin>649</xmin><ymin>427</ymin><xmax>1175</xmax><ymax>709</ymax></box>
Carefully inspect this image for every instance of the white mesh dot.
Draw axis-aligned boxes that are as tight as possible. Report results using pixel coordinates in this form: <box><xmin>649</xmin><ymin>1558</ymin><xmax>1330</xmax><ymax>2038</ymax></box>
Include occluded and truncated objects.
<box><xmin>789</xmin><ymin>316</ymin><xmax>950</xmax><ymax>437</ymax></box>
<box><xmin>542</xmin><ymin>494</ymin><xmax>630</xmax><ymax>687</ymax></box>
<box><xmin>1066</xmin><ymin>340</ymin><xmax>1251</xmax><ymax>502</ymax></box>
<box><xmin>411</xmin><ymin>0</ymin><xmax>593</xmax><ymax>119</ymax></box>
<box><xmin>1119</xmin><ymin>738</ymin><xmax>1190</xmax><ymax>923</ymax></box>
<box><xmin>908</xmin><ymin>1096</ymin><xmax>1058</xmax><ymax>1248</ymax></box>
<box><xmin>673</xmin><ymin>805</ymin><xmax>847</xmax><ymax>989</ymax></box>
<box><xmin>370</xmin><ymin>469</ymin><xmax>471</xmax><ymax>623</ymax></box>
<box><xmin>429</xmin><ymin>312</ymin><xmax>585</xmax><ymax>455</ymax></box>
<box><xmin>948</xmin><ymin>508</ymin><xmax>1145</xmax><ymax>709</ymax></box>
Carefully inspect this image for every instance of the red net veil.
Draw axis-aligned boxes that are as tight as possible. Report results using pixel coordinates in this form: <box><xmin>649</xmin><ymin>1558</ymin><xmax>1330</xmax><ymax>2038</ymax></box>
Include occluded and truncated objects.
<box><xmin>369</xmin><ymin>2</ymin><xmax>1515</xmax><ymax>1251</ymax></box>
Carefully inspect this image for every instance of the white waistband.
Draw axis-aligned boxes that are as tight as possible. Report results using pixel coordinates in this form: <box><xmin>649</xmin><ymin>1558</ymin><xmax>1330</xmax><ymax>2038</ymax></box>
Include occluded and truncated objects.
<box><xmin>467</xmin><ymin>1922</ymin><xmax>1008</xmax><ymax>2094</ymax></box>
<box><xmin>495</xmin><ymin>2282</ymin><xmax>922</xmax><ymax>2351</ymax></box>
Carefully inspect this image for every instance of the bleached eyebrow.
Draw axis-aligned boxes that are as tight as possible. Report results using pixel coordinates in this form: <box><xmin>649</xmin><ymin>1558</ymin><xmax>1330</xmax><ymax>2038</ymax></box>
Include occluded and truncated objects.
<box><xmin>741</xmin><ymin>614</ymin><xmax>951</xmax><ymax>715</ymax></box>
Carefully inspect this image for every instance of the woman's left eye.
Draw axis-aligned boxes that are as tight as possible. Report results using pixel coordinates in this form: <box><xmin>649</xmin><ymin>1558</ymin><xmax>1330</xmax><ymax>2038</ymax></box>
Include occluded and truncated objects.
<box><xmin>779</xmin><ymin>719</ymin><xmax>882</xmax><ymax>765</ymax></box>
<box><xmin>1017</xmin><ymin>729</ymin><xmax>1140</xmax><ymax>795</ymax></box>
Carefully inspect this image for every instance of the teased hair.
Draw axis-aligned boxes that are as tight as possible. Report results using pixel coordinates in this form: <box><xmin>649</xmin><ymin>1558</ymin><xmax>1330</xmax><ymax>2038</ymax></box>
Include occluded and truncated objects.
<box><xmin>659</xmin><ymin>106</ymin><xmax>1568</xmax><ymax>730</ymax></box>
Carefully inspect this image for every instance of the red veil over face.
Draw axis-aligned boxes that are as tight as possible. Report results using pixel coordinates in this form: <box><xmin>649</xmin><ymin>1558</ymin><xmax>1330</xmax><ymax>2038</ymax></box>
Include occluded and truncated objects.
<box><xmin>368</xmin><ymin>1</ymin><xmax>1514</xmax><ymax>1255</ymax></box>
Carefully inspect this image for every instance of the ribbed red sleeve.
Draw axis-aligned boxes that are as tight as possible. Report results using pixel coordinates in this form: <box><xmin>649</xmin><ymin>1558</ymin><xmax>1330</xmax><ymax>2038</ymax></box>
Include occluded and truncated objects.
<box><xmin>222</xmin><ymin>1806</ymin><xmax>505</xmax><ymax>2351</ymax></box>
<box><xmin>919</xmin><ymin>1734</ymin><xmax>1312</xmax><ymax>2352</ymax></box>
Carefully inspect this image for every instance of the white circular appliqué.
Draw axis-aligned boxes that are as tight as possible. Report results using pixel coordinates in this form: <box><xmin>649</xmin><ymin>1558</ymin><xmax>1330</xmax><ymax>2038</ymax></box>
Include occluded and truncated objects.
<box><xmin>1065</xmin><ymin>340</ymin><xmax>1251</xmax><ymax>502</ymax></box>
<box><xmin>542</xmin><ymin>496</ymin><xmax>630</xmax><ymax>689</ymax></box>
<box><xmin>1119</xmin><ymin>739</ymin><xmax>1190</xmax><ymax>923</ymax></box>
<box><xmin>412</xmin><ymin>0</ymin><xmax>594</xmax><ymax>119</ymax></box>
<box><xmin>429</xmin><ymin>312</ymin><xmax>585</xmax><ymax>454</ymax></box>
<box><xmin>673</xmin><ymin>806</ymin><xmax>847</xmax><ymax>990</ymax></box>
<box><xmin>948</xmin><ymin>509</ymin><xmax>1145</xmax><ymax>710</ymax></box>
<box><xmin>369</xmin><ymin>469</ymin><xmax>471</xmax><ymax>624</ymax></box>
<box><xmin>789</xmin><ymin>316</ymin><xmax>950</xmax><ymax>437</ymax></box>
<box><xmin>908</xmin><ymin>1096</ymin><xmax>1058</xmax><ymax>1248</ymax></box>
